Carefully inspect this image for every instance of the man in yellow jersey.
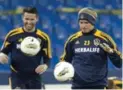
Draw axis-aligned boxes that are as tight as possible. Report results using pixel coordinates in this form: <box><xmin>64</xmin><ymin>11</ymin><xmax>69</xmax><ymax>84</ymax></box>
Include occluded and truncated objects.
<box><xmin>0</xmin><ymin>7</ymin><xmax>52</xmax><ymax>89</ymax></box>
<box><xmin>60</xmin><ymin>7</ymin><xmax>122</xmax><ymax>89</ymax></box>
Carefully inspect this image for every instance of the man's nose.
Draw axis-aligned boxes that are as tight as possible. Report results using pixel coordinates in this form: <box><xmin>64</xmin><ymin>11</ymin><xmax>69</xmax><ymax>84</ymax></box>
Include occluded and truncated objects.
<box><xmin>27</xmin><ymin>20</ymin><xmax>31</xmax><ymax>24</ymax></box>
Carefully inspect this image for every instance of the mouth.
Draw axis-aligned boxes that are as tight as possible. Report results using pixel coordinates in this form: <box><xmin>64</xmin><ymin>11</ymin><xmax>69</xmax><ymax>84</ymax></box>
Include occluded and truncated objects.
<box><xmin>82</xmin><ymin>28</ymin><xmax>87</xmax><ymax>31</ymax></box>
<box><xmin>81</xmin><ymin>28</ymin><xmax>90</xmax><ymax>33</ymax></box>
<box><xmin>27</xmin><ymin>24</ymin><xmax>32</xmax><ymax>27</ymax></box>
<box><xmin>25</xmin><ymin>24</ymin><xmax>33</xmax><ymax>29</ymax></box>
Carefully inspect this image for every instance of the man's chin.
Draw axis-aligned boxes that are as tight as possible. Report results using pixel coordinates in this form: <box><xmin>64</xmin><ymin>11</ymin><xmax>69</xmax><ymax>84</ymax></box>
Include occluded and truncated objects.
<box><xmin>24</xmin><ymin>28</ymin><xmax>34</xmax><ymax>32</ymax></box>
<box><xmin>82</xmin><ymin>30</ymin><xmax>89</xmax><ymax>33</ymax></box>
<box><xmin>26</xmin><ymin>27</ymin><xmax>33</xmax><ymax>30</ymax></box>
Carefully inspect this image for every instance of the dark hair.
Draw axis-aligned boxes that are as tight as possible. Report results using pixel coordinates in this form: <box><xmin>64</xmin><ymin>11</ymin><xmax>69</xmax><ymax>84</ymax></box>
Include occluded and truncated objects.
<box><xmin>23</xmin><ymin>7</ymin><xmax>38</xmax><ymax>15</ymax></box>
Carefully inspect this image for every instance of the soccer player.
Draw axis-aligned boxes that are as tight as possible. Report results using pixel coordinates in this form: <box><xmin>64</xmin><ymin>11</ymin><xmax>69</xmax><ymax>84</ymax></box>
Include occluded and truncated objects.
<box><xmin>0</xmin><ymin>7</ymin><xmax>52</xmax><ymax>89</ymax></box>
<box><xmin>60</xmin><ymin>7</ymin><xmax>122</xmax><ymax>89</ymax></box>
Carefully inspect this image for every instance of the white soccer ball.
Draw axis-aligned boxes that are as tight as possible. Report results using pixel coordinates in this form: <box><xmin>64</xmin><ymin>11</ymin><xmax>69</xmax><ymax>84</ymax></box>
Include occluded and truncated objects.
<box><xmin>20</xmin><ymin>36</ymin><xmax>41</xmax><ymax>56</ymax></box>
<box><xmin>54</xmin><ymin>62</ymin><xmax>74</xmax><ymax>82</ymax></box>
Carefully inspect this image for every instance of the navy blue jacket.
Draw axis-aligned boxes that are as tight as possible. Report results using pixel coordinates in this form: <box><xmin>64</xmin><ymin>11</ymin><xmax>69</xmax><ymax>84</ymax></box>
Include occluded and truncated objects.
<box><xmin>60</xmin><ymin>29</ymin><xmax>122</xmax><ymax>87</ymax></box>
<box><xmin>0</xmin><ymin>27</ymin><xmax>51</xmax><ymax>75</ymax></box>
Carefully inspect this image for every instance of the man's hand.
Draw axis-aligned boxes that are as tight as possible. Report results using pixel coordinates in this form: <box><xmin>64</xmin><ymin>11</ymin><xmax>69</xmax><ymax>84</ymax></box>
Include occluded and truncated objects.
<box><xmin>35</xmin><ymin>64</ymin><xmax>48</xmax><ymax>74</ymax></box>
<box><xmin>99</xmin><ymin>43</ymin><xmax>114</xmax><ymax>53</ymax></box>
<box><xmin>0</xmin><ymin>53</ymin><xmax>8</xmax><ymax>64</ymax></box>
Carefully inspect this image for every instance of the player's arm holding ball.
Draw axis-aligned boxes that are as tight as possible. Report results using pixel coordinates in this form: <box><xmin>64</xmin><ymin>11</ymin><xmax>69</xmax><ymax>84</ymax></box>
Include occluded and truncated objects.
<box><xmin>0</xmin><ymin>32</ymin><xmax>13</xmax><ymax>64</ymax></box>
<box><xmin>35</xmin><ymin>34</ymin><xmax>52</xmax><ymax>74</ymax></box>
<box><xmin>53</xmin><ymin>36</ymin><xmax>75</xmax><ymax>82</ymax></box>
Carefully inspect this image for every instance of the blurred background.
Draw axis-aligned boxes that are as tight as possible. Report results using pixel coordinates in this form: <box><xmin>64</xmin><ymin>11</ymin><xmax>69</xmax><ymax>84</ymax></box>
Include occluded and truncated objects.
<box><xmin>0</xmin><ymin>0</ymin><xmax>122</xmax><ymax>89</ymax></box>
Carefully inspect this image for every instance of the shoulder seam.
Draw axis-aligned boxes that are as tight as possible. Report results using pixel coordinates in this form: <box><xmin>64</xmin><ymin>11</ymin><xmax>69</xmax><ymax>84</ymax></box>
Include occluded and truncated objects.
<box><xmin>9</xmin><ymin>28</ymin><xmax>24</xmax><ymax>37</ymax></box>
<box><xmin>5</xmin><ymin>27</ymin><xmax>22</xmax><ymax>40</ymax></box>
<box><xmin>68</xmin><ymin>31</ymin><xmax>82</xmax><ymax>42</ymax></box>
<box><xmin>36</xmin><ymin>29</ymin><xmax>48</xmax><ymax>40</ymax></box>
<box><xmin>96</xmin><ymin>29</ymin><xmax>116</xmax><ymax>49</ymax></box>
<box><xmin>39</xmin><ymin>30</ymin><xmax>49</xmax><ymax>39</ymax></box>
<box><xmin>37</xmin><ymin>29</ymin><xmax>52</xmax><ymax>58</ymax></box>
<box><xmin>94</xmin><ymin>30</ymin><xmax>108</xmax><ymax>42</ymax></box>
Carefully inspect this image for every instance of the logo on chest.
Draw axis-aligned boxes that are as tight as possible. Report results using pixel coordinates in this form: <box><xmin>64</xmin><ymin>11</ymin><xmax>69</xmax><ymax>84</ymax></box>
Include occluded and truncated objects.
<box><xmin>75</xmin><ymin>40</ymin><xmax>80</xmax><ymax>44</ymax></box>
<box><xmin>93</xmin><ymin>38</ymin><xmax>100</xmax><ymax>46</ymax></box>
<box><xmin>74</xmin><ymin>39</ymin><xmax>100</xmax><ymax>53</ymax></box>
<box><xmin>75</xmin><ymin>47</ymin><xmax>100</xmax><ymax>53</ymax></box>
